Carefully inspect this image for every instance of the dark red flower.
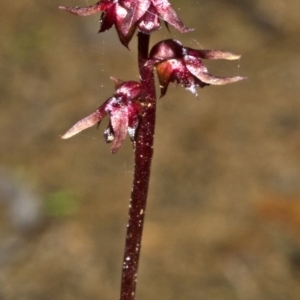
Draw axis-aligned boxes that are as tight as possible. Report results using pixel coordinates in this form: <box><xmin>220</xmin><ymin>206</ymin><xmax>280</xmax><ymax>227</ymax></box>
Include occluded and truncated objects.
<box><xmin>148</xmin><ymin>39</ymin><xmax>246</xmax><ymax>97</ymax></box>
<box><xmin>59</xmin><ymin>0</ymin><xmax>193</xmax><ymax>47</ymax></box>
<box><xmin>61</xmin><ymin>79</ymin><xmax>144</xmax><ymax>153</ymax></box>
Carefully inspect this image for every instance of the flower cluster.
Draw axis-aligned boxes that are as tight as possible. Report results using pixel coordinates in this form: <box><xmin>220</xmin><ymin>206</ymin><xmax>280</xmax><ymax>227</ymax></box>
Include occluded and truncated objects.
<box><xmin>59</xmin><ymin>0</ymin><xmax>193</xmax><ymax>47</ymax></box>
<box><xmin>148</xmin><ymin>39</ymin><xmax>246</xmax><ymax>97</ymax></box>
<box><xmin>61</xmin><ymin>80</ymin><xmax>144</xmax><ymax>153</ymax></box>
<box><xmin>60</xmin><ymin>2</ymin><xmax>246</xmax><ymax>154</ymax></box>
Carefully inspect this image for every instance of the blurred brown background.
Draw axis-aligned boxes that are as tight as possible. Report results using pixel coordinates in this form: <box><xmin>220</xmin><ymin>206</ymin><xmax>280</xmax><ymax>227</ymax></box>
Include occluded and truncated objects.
<box><xmin>1</xmin><ymin>0</ymin><xmax>300</xmax><ymax>299</ymax></box>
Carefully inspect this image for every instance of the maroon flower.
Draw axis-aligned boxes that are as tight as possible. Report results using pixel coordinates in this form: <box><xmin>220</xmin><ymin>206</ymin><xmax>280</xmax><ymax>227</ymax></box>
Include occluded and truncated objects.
<box><xmin>148</xmin><ymin>39</ymin><xmax>246</xmax><ymax>97</ymax></box>
<box><xmin>59</xmin><ymin>0</ymin><xmax>193</xmax><ymax>47</ymax></box>
<box><xmin>61</xmin><ymin>79</ymin><xmax>144</xmax><ymax>153</ymax></box>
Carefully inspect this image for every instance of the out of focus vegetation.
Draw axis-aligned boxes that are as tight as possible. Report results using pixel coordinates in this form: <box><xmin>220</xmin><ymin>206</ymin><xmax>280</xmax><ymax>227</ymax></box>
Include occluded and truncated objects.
<box><xmin>1</xmin><ymin>0</ymin><xmax>300</xmax><ymax>299</ymax></box>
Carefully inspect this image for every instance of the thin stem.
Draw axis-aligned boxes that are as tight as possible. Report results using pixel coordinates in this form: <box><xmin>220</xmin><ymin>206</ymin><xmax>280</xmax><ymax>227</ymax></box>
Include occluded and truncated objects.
<box><xmin>120</xmin><ymin>32</ymin><xmax>156</xmax><ymax>300</ymax></box>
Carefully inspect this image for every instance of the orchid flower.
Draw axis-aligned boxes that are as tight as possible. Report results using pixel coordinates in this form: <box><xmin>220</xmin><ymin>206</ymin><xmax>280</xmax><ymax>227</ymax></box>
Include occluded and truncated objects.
<box><xmin>59</xmin><ymin>0</ymin><xmax>193</xmax><ymax>47</ymax></box>
<box><xmin>148</xmin><ymin>39</ymin><xmax>246</xmax><ymax>97</ymax></box>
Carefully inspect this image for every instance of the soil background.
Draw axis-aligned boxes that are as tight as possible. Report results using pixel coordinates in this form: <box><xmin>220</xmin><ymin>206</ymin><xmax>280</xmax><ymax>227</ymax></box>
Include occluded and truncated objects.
<box><xmin>1</xmin><ymin>1</ymin><xmax>300</xmax><ymax>299</ymax></box>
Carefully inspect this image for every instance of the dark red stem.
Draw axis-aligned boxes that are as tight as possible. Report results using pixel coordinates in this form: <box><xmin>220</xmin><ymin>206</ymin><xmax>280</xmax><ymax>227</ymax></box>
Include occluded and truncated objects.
<box><xmin>120</xmin><ymin>32</ymin><xmax>156</xmax><ymax>300</ymax></box>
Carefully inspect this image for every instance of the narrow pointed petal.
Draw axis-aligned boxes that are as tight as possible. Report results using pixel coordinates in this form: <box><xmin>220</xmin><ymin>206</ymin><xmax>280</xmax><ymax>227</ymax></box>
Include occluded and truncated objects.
<box><xmin>122</xmin><ymin>0</ymin><xmax>151</xmax><ymax>36</ymax></box>
<box><xmin>59</xmin><ymin>1</ymin><xmax>112</xmax><ymax>16</ymax></box>
<box><xmin>110</xmin><ymin>106</ymin><xmax>129</xmax><ymax>154</ymax></box>
<box><xmin>184</xmin><ymin>55</ymin><xmax>246</xmax><ymax>85</ymax></box>
<box><xmin>61</xmin><ymin>103</ymin><xmax>108</xmax><ymax>139</ymax></box>
<box><xmin>152</xmin><ymin>0</ymin><xmax>194</xmax><ymax>33</ymax></box>
<box><xmin>188</xmin><ymin>49</ymin><xmax>242</xmax><ymax>60</ymax></box>
<box><xmin>192</xmin><ymin>71</ymin><xmax>246</xmax><ymax>85</ymax></box>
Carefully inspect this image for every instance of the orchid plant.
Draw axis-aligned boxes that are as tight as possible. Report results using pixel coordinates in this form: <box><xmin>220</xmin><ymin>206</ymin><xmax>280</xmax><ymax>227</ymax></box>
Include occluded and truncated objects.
<box><xmin>59</xmin><ymin>1</ymin><xmax>245</xmax><ymax>299</ymax></box>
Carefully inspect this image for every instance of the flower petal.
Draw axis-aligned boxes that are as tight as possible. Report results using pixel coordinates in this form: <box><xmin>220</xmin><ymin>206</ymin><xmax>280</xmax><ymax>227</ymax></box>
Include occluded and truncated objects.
<box><xmin>59</xmin><ymin>0</ymin><xmax>113</xmax><ymax>16</ymax></box>
<box><xmin>186</xmin><ymin>48</ymin><xmax>242</xmax><ymax>60</ymax></box>
<box><xmin>116</xmin><ymin>81</ymin><xmax>144</xmax><ymax>101</ymax></box>
<box><xmin>152</xmin><ymin>0</ymin><xmax>193</xmax><ymax>33</ymax></box>
<box><xmin>184</xmin><ymin>55</ymin><xmax>246</xmax><ymax>85</ymax></box>
<box><xmin>155</xmin><ymin>58</ymin><xmax>202</xmax><ymax>97</ymax></box>
<box><xmin>121</xmin><ymin>0</ymin><xmax>151</xmax><ymax>36</ymax></box>
<box><xmin>138</xmin><ymin>4</ymin><xmax>161</xmax><ymax>34</ymax></box>
<box><xmin>115</xmin><ymin>4</ymin><xmax>136</xmax><ymax>47</ymax></box>
<box><xmin>110</xmin><ymin>105</ymin><xmax>129</xmax><ymax>153</ymax></box>
<box><xmin>99</xmin><ymin>4</ymin><xmax>117</xmax><ymax>32</ymax></box>
<box><xmin>61</xmin><ymin>102</ymin><xmax>108</xmax><ymax>139</ymax></box>
<box><xmin>155</xmin><ymin>60</ymin><xmax>177</xmax><ymax>97</ymax></box>
<box><xmin>149</xmin><ymin>39</ymin><xmax>183</xmax><ymax>60</ymax></box>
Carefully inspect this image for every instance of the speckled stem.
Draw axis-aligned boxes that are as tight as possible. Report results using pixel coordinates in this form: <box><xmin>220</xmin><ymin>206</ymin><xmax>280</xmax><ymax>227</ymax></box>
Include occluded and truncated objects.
<box><xmin>120</xmin><ymin>32</ymin><xmax>156</xmax><ymax>300</ymax></box>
